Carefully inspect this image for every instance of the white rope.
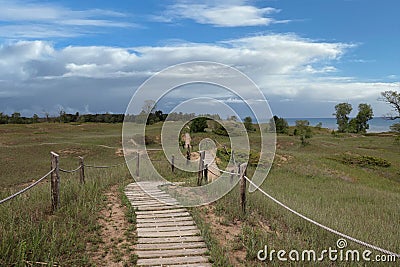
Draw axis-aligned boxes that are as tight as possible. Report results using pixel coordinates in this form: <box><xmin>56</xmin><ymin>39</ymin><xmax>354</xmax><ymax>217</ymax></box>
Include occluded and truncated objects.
<box><xmin>0</xmin><ymin>168</ymin><xmax>54</xmax><ymax>204</ymax></box>
<box><xmin>243</xmin><ymin>175</ymin><xmax>400</xmax><ymax>258</ymax></box>
<box><xmin>208</xmin><ymin>165</ymin><xmax>235</xmax><ymax>175</ymax></box>
<box><xmin>59</xmin><ymin>166</ymin><xmax>81</xmax><ymax>173</ymax></box>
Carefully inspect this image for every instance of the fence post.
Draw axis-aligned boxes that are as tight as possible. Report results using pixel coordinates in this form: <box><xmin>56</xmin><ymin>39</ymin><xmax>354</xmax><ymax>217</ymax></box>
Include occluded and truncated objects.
<box><xmin>204</xmin><ymin>164</ymin><xmax>208</xmax><ymax>184</ymax></box>
<box><xmin>79</xmin><ymin>156</ymin><xmax>85</xmax><ymax>184</ymax></box>
<box><xmin>197</xmin><ymin>151</ymin><xmax>202</xmax><ymax>186</ymax></box>
<box><xmin>50</xmin><ymin>152</ymin><xmax>60</xmax><ymax>212</ymax></box>
<box><xmin>239</xmin><ymin>163</ymin><xmax>247</xmax><ymax>215</ymax></box>
<box><xmin>136</xmin><ymin>151</ymin><xmax>140</xmax><ymax>177</ymax></box>
<box><xmin>197</xmin><ymin>151</ymin><xmax>205</xmax><ymax>186</ymax></box>
<box><xmin>171</xmin><ymin>155</ymin><xmax>175</xmax><ymax>173</ymax></box>
<box><xmin>186</xmin><ymin>150</ymin><xmax>190</xmax><ymax>165</ymax></box>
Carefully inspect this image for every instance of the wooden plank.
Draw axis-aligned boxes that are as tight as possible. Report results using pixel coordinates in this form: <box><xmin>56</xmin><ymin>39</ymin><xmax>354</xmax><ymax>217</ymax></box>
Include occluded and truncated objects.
<box><xmin>136</xmin><ymin>206</ymin><xmax>181</xmax><ymax>211</ymax></box>
<box><xmin>125</xmin><ymin>182</ymin><xmax>210</xmax><ymax>266</ymax></box>
<box><xmin>137</xmin><ymin>236</ymin><xmax>204</xmax><ymax>244</ymax></box>
<box><xmin>135</xmin><ymin>208</ymin><xmax>186</xmax><ymax>215</ymax></box>
<box><xmin>138</xmin><ymin>229</ymin><xmax>200</xmax><ymax>238</ymax></box>
<box><xmin>136</xmin><ymin>212</ymin><xmax>190</xmax><ymax>219</ymax></box>
<box><xmin>126</xmin><ymin>195</ymin><xmax>176</xmax><ymax>201</ymax></box>
<box><xmin>136</xmin><ymin>242</ymin><xmax>206</xmax><ymax>251</ymax></box>
<box><xmin>132</xmin><ymin>200</ymin><xmax>179</xmax><ymax>205</ymax></box>
<box><xmin>131</xmin><ymin>201</ymin><xmax>179</xmax><ymax>206</ymax></box>
<box><xmin>137</xmin><ymin>220</ymin><xmax>195</xmax><ymax>228</ymax></box>
<box><xmin>136</xmin><ymin>247</ymin><xmax>208</xmax><ymax>258</ymax></box>
<box><xmin>131</xmin><ymin>202</ymin><xmax>176</xmax><ymax>207</ymax></box>
<box><xmin>137</xmin><ymin>216</ymin><xmax>194</xmax><ymax>223</ymax></box>
<box><xmin>136</xmin><ymin>255</ymin><xmax>210</xmax><ymax>266</ymax></box>
<box><xmin>137</xmin><ymin>225</ymin><xmax>198</xmax><ymax>233</ymax></box>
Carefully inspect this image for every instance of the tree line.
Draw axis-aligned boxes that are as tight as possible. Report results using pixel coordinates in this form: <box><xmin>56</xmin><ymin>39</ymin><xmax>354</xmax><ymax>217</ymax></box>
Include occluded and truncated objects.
<box><xmin>0</xmin><ymin>112</ymin><xmax>125</xmax><ymax>124</ymax></box>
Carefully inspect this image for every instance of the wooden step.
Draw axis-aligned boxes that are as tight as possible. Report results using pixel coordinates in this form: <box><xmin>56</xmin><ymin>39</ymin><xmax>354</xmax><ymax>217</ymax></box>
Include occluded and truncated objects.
<box><xmin>137</xmin><ymin>236</ymin><xmax>205</xmax><ymax>244</ymax></box>
<box><xmin>136</xmin><ymin>255</ymin><xmax>210</xmax><ymax>266</ymax></box>
<box><xmin>136</xmin><ymin>247</ymin><xmax>208</xmax><ymax>258</ymax></box>
<box><xmin>136</xmin><ymin>242</ymin><xmax>206</xmax><ymax>251</ymax></box>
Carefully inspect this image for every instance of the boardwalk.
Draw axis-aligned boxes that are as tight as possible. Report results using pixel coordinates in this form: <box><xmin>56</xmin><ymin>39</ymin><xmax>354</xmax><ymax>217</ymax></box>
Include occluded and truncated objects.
<box><xmin>125</xmin><ymin>182</ymin><xmax>211</xmax><ymax>267</ymax></box>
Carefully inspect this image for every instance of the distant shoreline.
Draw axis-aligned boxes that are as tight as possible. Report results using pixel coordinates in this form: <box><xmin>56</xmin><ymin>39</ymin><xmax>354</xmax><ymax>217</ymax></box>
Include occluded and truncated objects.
<box><xmin>283</xmin><ymin>117</ymin><xmax>399</xmax><ymax>133</ymax></box>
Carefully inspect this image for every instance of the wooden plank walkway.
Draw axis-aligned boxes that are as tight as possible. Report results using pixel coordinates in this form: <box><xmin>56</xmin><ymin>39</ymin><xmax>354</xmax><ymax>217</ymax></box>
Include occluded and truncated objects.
<box><xmin>125</xmin><ymin>182</ymin><xmax>212</xmax><ymax>267</ymax></box>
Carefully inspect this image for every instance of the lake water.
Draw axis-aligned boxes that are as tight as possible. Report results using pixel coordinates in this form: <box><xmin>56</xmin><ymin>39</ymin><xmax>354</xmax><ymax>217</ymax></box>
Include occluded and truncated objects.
<box><xmin>285</xmin><ymin>118</ymin><xmax>399</xmax><ymax>133</ymax></box>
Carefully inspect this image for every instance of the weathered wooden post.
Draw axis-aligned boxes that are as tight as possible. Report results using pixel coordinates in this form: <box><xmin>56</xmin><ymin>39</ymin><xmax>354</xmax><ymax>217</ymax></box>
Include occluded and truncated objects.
<box><xmin>204</xmin><ymin>164</ymin><xmax>208</xmax><ymax>184</ymax></box>
<box><xmin>79</xmin><ymin>156</ymin><xmax>85</xmax><ymax>184</ymax></box>
<box><xmin>197</xmin><ymin>151</ymin><xmax>202</xmax><ymax>186</ymax></box>
<box><xmin>197</xmin><ymin>151</ymin><xmax>205</xmax><ymax>186</ymax></box>
<box><xmin>136</xmin><ymin>151</ymin><xmax>140</xmax><ymax>177</ymax></box>
<box><xmin>171</xmin><ymin>155</ymin><xmax>175</xmax><ymax>173</ymax></box>
<box><xmin>51</xmin><ymin>152</ymin><xmax>60</xmax><ymax>212</ymax></box>
<box><xmin>186</xmin><ymin>149</ymin><xmax>190</xmax><ymax>165</ymax></box>
<box><xmin>239</xmin><ymin>163</ymin><xmax>247</xmax><ymax>215</ymax></box>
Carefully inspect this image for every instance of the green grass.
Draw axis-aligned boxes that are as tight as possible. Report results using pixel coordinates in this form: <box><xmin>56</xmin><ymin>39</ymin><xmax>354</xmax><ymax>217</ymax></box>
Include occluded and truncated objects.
<box><xmin>195</xmin><ymin>129</ymin><xmax>400</xmax><ymax>266</ymax></box>
<box><xmin>0</xmin><ymin>123</ymin><xmax>133</xmax><ymax>266</ymax></box>
<box><xmin>1</xmin><ymin>122</ymin><xmax>399</xmax><ymax>266</ymax></box>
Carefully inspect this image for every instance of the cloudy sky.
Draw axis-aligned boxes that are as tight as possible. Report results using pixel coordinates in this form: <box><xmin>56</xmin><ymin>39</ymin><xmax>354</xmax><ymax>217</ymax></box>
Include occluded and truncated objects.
<box><xmin>0</xmin><ymin>0</ymin><xmax>399</xmax><ymax>118</ymax></box>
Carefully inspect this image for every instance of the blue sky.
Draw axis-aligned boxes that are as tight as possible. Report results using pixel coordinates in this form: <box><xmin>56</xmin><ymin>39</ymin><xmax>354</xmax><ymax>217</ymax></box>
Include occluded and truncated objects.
<box><xmin>0</xmin><ymin>0</ymin><xmax>399</xmax><ymax>118</ymax></box>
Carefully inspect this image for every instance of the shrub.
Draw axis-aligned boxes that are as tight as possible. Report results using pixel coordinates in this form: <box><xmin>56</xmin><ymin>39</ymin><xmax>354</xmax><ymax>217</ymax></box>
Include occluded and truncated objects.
<box><xmin>338</xmin><ymin>154</ymin><xmax>391</xmax><ymax>168</ymax></box>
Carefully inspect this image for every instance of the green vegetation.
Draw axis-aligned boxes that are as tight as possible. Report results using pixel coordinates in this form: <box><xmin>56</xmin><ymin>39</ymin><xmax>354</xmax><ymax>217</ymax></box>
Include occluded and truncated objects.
<box><xmin>1</xmin><ymin>121</ymin><xmax>399</xmax><ymax>266</ymax></box>
<box><xmin>0</xmin><ymin>123</ymin><xmax>132</xmax><ymax>265</ymax></box>
<box><xmin>334</xmin><ymin>102</ymin><xmax>374</xmax><ymax>133</ymax></box>
<box><xmin>190</xmin><ymin>117</ymin><xmax>208</xmax><ymax>133</ymax></box>
<box><xmin>294</xmin><ymin>120</ymin><xmax>313</xmax><ymax>145</ymax></box>
<box><xmin>334</xmin><ymin>103</ymin><xmax>353</xmax><ymax>132</ymax></box>
<box><xmin>189</xmin><ymin>123</ymin><xmax>400</xmax><ymax>266</ymax></box>
<box><xmin>243</xmin><ymin>116</ymin><xmax>255</xmax><ymax>132</ymax></box>
<box><xmin>269</xmin><ymin>115</ymin><xmax>289</xmax><ymax>134</ymax></box>
<box><xmin>337</xmin><ymin>153</ymin><xmax>391</xmax><ymax>168</ymax></box>
<box><xmin>380</xmin><ymin>90</ymin><xmax>400</xmax><ymax>120</ymax></box>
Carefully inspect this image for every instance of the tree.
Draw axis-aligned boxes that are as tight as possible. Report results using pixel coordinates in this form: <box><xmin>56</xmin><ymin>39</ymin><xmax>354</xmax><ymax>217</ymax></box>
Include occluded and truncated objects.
<box><xmin>269</xmin><ymin>115</ymin><xmax>289</xmax><ymax>134</ymax></box>
<box><xmin>0</xmin><ymin>112</ymin><xmax>9</xmax><ymax>124</ymax></box>
<box><xmin>32</xmin><ymin>114</ymin><xmax>39</xmax><ymax>123</ymax></box>
<box><xmin>190</xmin><ymin>117</ymin><xmax>208</xmax><ymax>133</ymax></box>
<box><xmin>380</xmin><ymin>90</ymin><xmax>400</xmax><ymax>120</ymax></box>
<box><xmin>355</xmin><ymin>103</ymin><xmax>373</xmax><ymax>133</ymax></box>
<box><xmin>10</xmin><ymin>112</ymin><xmax>21</xmax><ymax>124</ymax></box>
<box><xmin>243</xmin><ymin>116</ymin><xmax>255</xmax><ymax>131</ymax></box>
<box><xmin>334</xmin><ymin>103</ymin><xmax>352</xmax><ymax>132</ymax></box>
<box><xmin>295</xmin><ymin>120</ymin><xmax>312</xmax><ymax>145</ymax></box>
<box><xmin>142</xmin><ymin>100</ymin><xmax>156</xmax><ymax>114</ymax></box>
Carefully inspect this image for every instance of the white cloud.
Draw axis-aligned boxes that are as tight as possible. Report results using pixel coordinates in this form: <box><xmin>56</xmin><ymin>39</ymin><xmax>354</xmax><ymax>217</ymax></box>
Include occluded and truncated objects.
<box><xmin>0</xmin><ymin>0</ymin><xmax>136</xmax><ymax>38</ymax></box>
<box><xmin>156</xmin><ymin>0</ymin><xmax>288</xmax><ymax>27</ymax></box>
<box><xmin>0</xmin><ymin>34</ymin><xmax>397</xmax><ymax>117</ymax></box>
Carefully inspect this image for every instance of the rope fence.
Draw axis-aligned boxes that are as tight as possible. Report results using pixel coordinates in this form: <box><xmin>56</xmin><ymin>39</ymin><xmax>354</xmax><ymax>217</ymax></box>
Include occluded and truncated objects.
<box><xmin>242</xmin><ymin>174</ymin><xmax>400</xmax><ymax>259</ymax></box>
<box><xmin>59</xmin><ymin>166</ymin><xmax>81</xmax><ymax>173</ymax></box>
<box><xmin>1</xmin><ymin>142</ymin><xmax>398</xmax><ymax>259</ymax></box>
<box><xmin>207</xmin><ymin>158</ymin><xmax>400</xmax><ymax>259</ymax></box>
<box><xmin>0</xmin><ymin>168</ymin><xmax>54</xmax><ymax>205</ymax></box>
<box><xmin>0</xmin><ymin>151</ymin><xmax>139</xmax><ymax>211</ymax></box>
